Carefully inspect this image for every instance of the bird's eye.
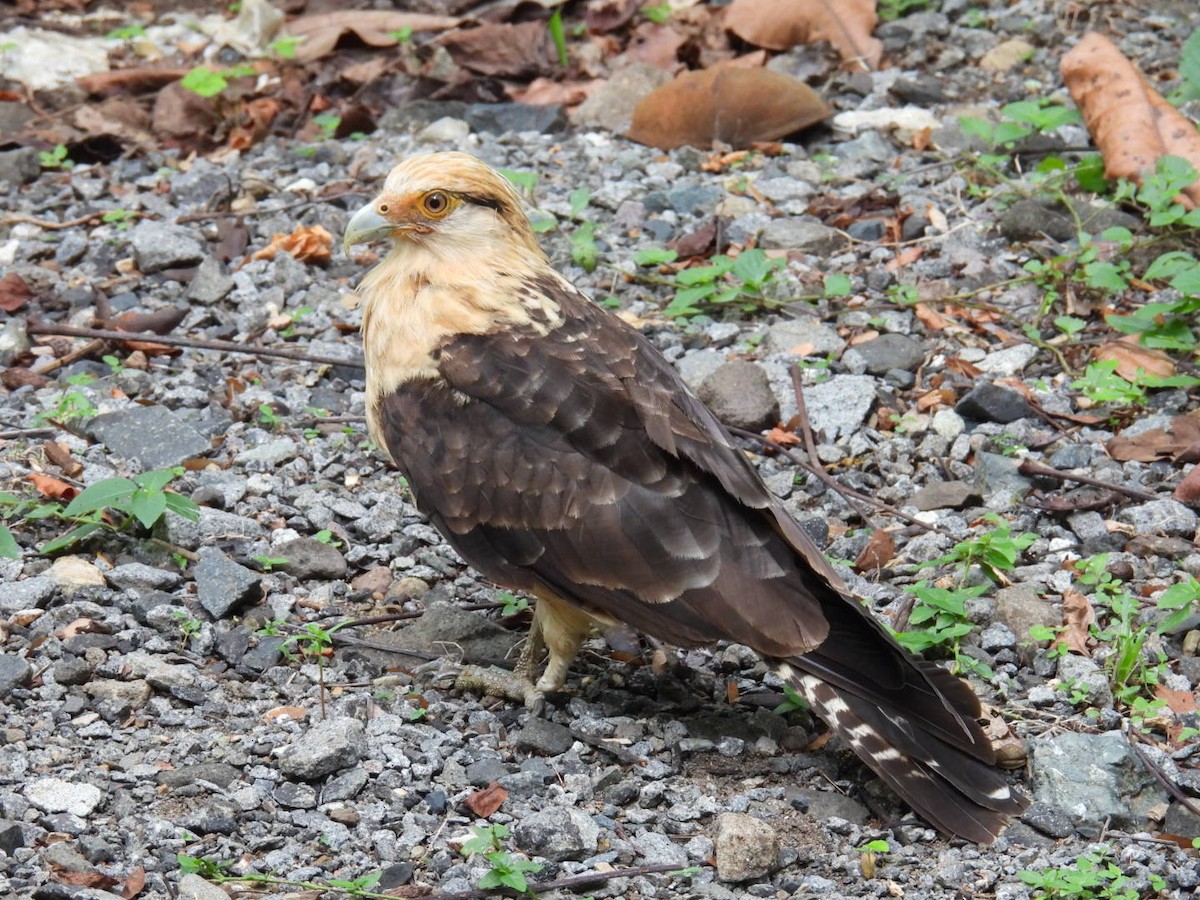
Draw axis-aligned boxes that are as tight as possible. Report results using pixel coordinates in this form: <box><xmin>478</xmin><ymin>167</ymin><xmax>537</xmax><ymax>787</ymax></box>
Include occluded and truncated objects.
<box><xmin>420</xmin><ymin>191</ymin><xmax>452</xmax><ymax>218</ymax></box>
<box><xmin>378</xmin><ymin>203</ymin><xmax>389</xmax><ymax>214</ymax></box>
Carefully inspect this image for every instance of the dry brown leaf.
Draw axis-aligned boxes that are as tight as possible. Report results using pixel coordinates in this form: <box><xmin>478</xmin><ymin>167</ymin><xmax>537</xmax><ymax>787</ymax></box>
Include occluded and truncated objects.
<box><xmin>1155</xmin><ymin>684</ymin><xmax>1198</xmax><ymax>715</ymax></box>
<box><xmin>1094</xmin><ymin>339</ymin><xmax>1175</xmax><ymax>381</ymax></box>
<box><xmin>228</xmin><ymin>97</ymin><xmax>280</xmax><ymax>152</ymax></box>
<box><xmin>1107</xmin><ymin>409</ymin><xmax>1200</xmax><ymax>463</ymax></box>
<box><xmin>464</xmin><ymin>781</ymin><xmax>508</xmax><ymax>817</ymax></box>
<box><xmin>55</xmin><ymin>617</ymin><xmax>110</xmax><ymax>639</ymax></box>
<box><xmin>77</xmin><ymin>68</ymin><xmax>191</xmax><ymax>96</ymax></box>
<box><xmin>55</xmin><ymin>870</ymin><xmax>119</xmax><ymax>890</ymax></box>
<box><xmin>723</xmin><ymin>0</ymin><xmax>882</xmax><ymax>71</ymax></box>
<box><xmin>104</xmin><ymin>307</ymin><xmax>189</xmax><ymax>336</ymax></box>
<box><xmin>509</xmin><ymin>77</ymin><xmax>602</xmax><ymax>107</ymax></box>
<box><xmin>29</xmin><ymin>473</ymin><xmax>78</xmax><ymax>501</ymax></box>
<box><xmin>1055</xmin><ymin>588</ymin><xmax>1095</xmax><ymax>656</ymax></box>
<box><xmin>1061</xmin><ymin>32</ymin><xmax>1200</xmax><ymax>208</ymax></box>
<box><xmin>122</xmin><ymin>866</ymin><xmax>146</xmax><ymax>900</ymax></box>
<box><xmin>1174</xmin><ymin>464</ymin><xmax>1200</xmax><ymax>508</ymax></box>
<box><xmin>726</xmin><ymin>679</ymin><xmax>740</xmax><ymax>704</ymax></box>
<box><xmin>886</xmin><ymin>245</ymin><xmax>923</xmax><ymax>270</ymax></box>
<box><xmin>628</xmin><ymin>67</ymin><xmax>829</xmax><ymax>150</ymax></box>
<box><xmin>853</xmin><ymin>529</ymin><xmax>895</xmax><ymax>574</ymax></box>
<box><xmin>913</xmin><ymin>303</ymin><xmax>954</xmax><ymax>332</ymax></box>
<box><xmin>765</xmin><ymin>425</ymin><xmax>802</xmax><ymax>446</ymax></box>
<box><xmin>252</xmin><ymin>224</ymin><xmax>334</xmax><ymax>265</ymax></box>
<box><xmin>0</xmin><ymin>273</ymin><xmax>32</xmax><ymax>312</ymax></box>
<box><xmin>586</xmin><ymin>0</ymin><xmax>640</xmax><ymax>33</ymax></box>
<box><xmin>42</xmin><ymin>440</ymin><xmax>82</xmax><ymax>478</ymax></box>
<box><xmin>285</xmin><ymin>11</ymin><xmax>461</xmax><ymax>62</ymax></box>
<box><xmin>439</xmin><ymin>22</ymin><xmax>556</xmax><ymax>79</ymax></box>
<box><xmin>625</xmin><ymin>22</ymin><xmax>687</xmax><ymax>69</ymax></box>
<box><xmin>72</xmin><ymin>97</ymin><xmax>155</xmax><ymax>149</ymax></box>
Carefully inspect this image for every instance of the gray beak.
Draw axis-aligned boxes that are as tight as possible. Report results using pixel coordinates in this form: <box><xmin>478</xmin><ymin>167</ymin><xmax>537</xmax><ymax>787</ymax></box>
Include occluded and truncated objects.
<box><xmin>343</xmin><ymin>203</ymin><xmax>393</xmax><ymax>255</ymax></box>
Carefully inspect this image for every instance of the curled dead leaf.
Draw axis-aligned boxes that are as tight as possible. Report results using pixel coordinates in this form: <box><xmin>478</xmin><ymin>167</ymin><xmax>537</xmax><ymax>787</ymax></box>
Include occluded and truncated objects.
<box><xmin>1173</xmin><ymin>464</ymin><xmax>1200</xmax><ymax>508</ymax></box>
<box><xmin>0</xmin><ymin>273</ymin><xmax>32</xmax><ymax>312</ymax></box>
<box><xmin>1094</xmin><ymin>339</ymin><xmax>1175</xmax><ymax>381</ymax></box>
<box><xmin>464</xmin><ymin>781</ymin><xmax>508</xmax><ymax>817</ymax></box>
<box><xmin>284</xmin><ymin>11</ymin><xmax>461</xmax><ymax>63</ymax></box>
<box><xmin>724</xmin><ymin>0</ymin><xmax>882</xmax><ymax>71</ymax></box>
<box><xmin>28</xmin><ymin>473</ymin><xmax>77</xmax><ymax>502</ymax></box>
<box><xmin>252</xmin><ymin>224</ymin><xmax>334</xmax><ymax>265</ymax></box>
<box><xmin>853</xmin><ymin>529</ymin><xmax>895</xmax><ymax>575</ymax></box>
<box><xmin>1062</xmin><ymin>32</ymin><xmax>1200</xmax><ymax>208</ymax></box>
<box><xmin>628</xmin><ymin>67</ymin><xmax>829</xmax><ymax>150</ymax></box>
<box><xmin>1055</xmin><ymin>588</ymin><xmax>1095</xmax><ymax>657</ymax></box>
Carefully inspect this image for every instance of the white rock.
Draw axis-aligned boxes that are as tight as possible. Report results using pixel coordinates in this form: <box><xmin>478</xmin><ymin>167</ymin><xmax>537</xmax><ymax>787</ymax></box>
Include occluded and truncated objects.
<box><xmin>48</xmin><ymin>557</ymin><xmax>106</xmax><ymax>593</ymax></box>
<box><xmin>25</xmin><ymin>776</ymin><xmax>103</xmax><ymax>816</ymax></box>
<box><xmin>417</xmin><ymin>117</ymin><xmax>471</xmax><ymax>144</ymax></box>
<box><xmin>0</xmin><ymin>28</ymin><xmax>109</xmax><ymax>90</ymax></box>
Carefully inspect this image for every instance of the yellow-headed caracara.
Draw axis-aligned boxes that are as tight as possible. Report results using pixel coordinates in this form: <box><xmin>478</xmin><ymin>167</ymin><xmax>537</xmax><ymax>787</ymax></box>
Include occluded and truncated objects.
<box><xmin>344</xmin><ymin>152</ymin><xmax>1028</xmax><ymax>842</ymax></box>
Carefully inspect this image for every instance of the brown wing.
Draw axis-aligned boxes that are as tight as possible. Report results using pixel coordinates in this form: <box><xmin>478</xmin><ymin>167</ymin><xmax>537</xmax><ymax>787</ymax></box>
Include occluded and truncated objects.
<box><xmin>374</xmin><ymin>277</ymin><xmax>830</xmax><ymax>657</ymax></box>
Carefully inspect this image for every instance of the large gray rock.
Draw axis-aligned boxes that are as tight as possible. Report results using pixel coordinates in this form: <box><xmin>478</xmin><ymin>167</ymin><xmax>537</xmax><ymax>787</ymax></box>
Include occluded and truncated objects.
<box><xmin>758</xmin><ymin>218</ymin><xmax>846</xmax><ymax>254</ymax></box>
<box><xmin>515</xmin><ymin>806</ymin><xmax>599</xmax><ymax>862</ymax></box>
<box><xmin>955</xmin><ymin>382</ymin><xmax>1035</xmax><ymax>424</ymax></box>
<box><xmin>801</xmin><ymin>374</ymin><xmax>875</xmax><ymax>441</ymax></box>
<box><xmin>763</xmin><ymin>320</ymin><xmax>845</xmax><ymax>357</ymax></box>
<box><xmin>186</xmin><ymin>257</ymin><xmax>235</xmax><ymax>304</ymax></box>
<box><xmin>993</xmin><ymin>585</ymin><xmax>1060</xmax><ymax>658</ymax></box>
<box><xmin>698</xmin><ymin>361</ymin><xmax>780</xmax><ymax>431</ymax></box>
<box><xmin>575</xmin><ymin>62</ymin><xmax>672</xmax><ymax>134</ymax></box>
<box><xmin>87</xmin><ymin>405</ymin><xmax>209</xmax><ymax>469</ymax></box>
<box><xmin>128</xmin><ymin>221</ymin><xmax>205</xmax><ymax>272</ymax></box>
<box><xmin>714</xmin><ymin>812</ymin><xmax>780</xmax><ymax>882</ymax></box>
<box><xmin>194</xmin><ymin>547</ymin><xmax>263</xmax><ymax>619</ymax></box>
<box><xmin>273</xmin><ymin>537</ymin><xmax>347</xmax><ymax>581</ymax></box>
<box><xmin>397</xmin><ymin>603</ymin><xmax>521</xmax><ymax>663</ymax></box>
<box><xmin>846</xmin><ymin>333</ymin><xmax>926</xmax><ymax>375</ymax></box>
<box><xmin>0</xmin><ymin>576</ymin><xmax>55</xmax><ymax>613</ymax></box>
<box><xmin>278</xmin><ymin>717</ymin><xmax>366</xmax><ymax>780</ymax></box>
<box><xmin>0</xmin><ymin>654</ymin><xmax>31</xmax><ymax>695</ymax></box>
<box><xmin>25</xmin><ymin>777</ymin><xmax>103</xmax><ymax>817</ymax></box>
<box><xmin>1029</xmin><ymin>731</ymin><xmax>1167</xmax><ymax>832</ymax></box>
<box><xmin>1117</xmin><ymin>498</ymin><xmax>1198</xmax><ymax>538</ymax></box>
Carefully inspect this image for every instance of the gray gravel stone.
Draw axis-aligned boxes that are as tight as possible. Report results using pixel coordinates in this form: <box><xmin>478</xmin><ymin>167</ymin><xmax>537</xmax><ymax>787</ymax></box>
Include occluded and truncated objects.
<box><xmin>158</xmin><ymin>763</ymin><xmax>242</xmax><ymax>789</ymax></box>
<box><xmin>974</xmin><ymin>451</ymin><xmax>1033</xmax><ymax>508</ymax></box>
<box><xmin>993</xmin><ymin>585</ymin><xmax>1060</xmax><ymax>654</ymax></box>
<box><xmin>512</xmin><ymin>718</ymin><xmax>574</xmax><ymax>756</ymax></box>
<box><xmin>1117</xmin><ymin>498</ymin><xmax>1198</xmax><ymax>537</ymax></box>
<box><xmin>714</xmin><ymin>812</ymin><xmax>780</xmax><ymax>882</ymax></box>
<box><xmin>845</xmin><ymin>333</ymin><xmax>926</xmax><ymax>375</ymax></box>
<box><xmin>165</xmin><ymin>507</ymin><xmax>264</xmax><ymax>549</ymax></box>
<box><xmin>235</xmin><ymin>438</ymin><xmax>299</xmax><ymax>467</ymax></box>
<box><xmin>186</xmin><ymin>257</ymin><xmax>235</xmax><ymax>303</ymax></box>
<box><xmin>576</xmin><ymin>62</ymin><xmax>672</xmax><ymax>134</ymax></box>
<box><xmin>1029</xmin><ymin>731</ymin><xmax>1167</xmax><ymax>832</ymax></box>
<box><xmin>977</xmin><ymin>343</ymin><xmax>1039</xmax><ymax>376</ymax></box>
<box><xmin>87</xmin><ymin>405</ymin><xmax>210</xmax><ymax>469</ymax></box>
<box><xmin>801</xmin><ymin>375</ymin><xmax>875</xmax><ymax>441</ymax></box>
<box><xmin>758</xmin><ymin>218</ymin><xmax>846</xmax><ymax>254</ymax></box>
<box><xmin>178</xmin><ymin>872</ymin><xmax>233</xmax><ymax>900</ymax></box>
<box><xmin>1056</xmin><ymin>654</ymin><xmax>1113</xmax><ymax>708</ymax></box>
<box><xmin>0</xmin><ymin>654</ymin><xmax>31</xmax><ymax>695</ymax></box>
<box><xmin>632</xmin><ymin>829</ymin><xmax>689</xmax><ymax>867</ymax></box>
<box><xmin>106</xmin><ymin>562</ymin><xmax>182</xmax><ymax>593</ymax></box>
<box><xmin>676</xmin><ymin>349</ymin><xmax>726</xmax><ymax>391</ymax></box>
<box><xmin>514</xmin><ymin>806</ymin><xmax>599</xmax><ymax>861</ymax></box>
<box><xmin>128</xmin><ymin>220</ymin><xmax>205</xmax><ymax>272</ymax></box>
<box><xmin>1067</xmin><ymin>510</ymin><xmax>1124</xmax><ymax>555</ymax></box>
<box><xmin>0</xmin><ymin>575</ymin><xmax>55</xmax><ymax>612</ymax></box>
<box><xmin>465</xmin><ymin>102</ymin><xmax>566</xmax><ymax>135</ymax></box>
<box><xmin>274</xmin><ymin>537</ymin><xmax>348</xmax><ymax>580</ymax></box>
<box><xmin>764</xmin><ymin>320</ymin><xmax>845</xmax><ymax>357</ymax></box>
<box><xmin>0</xmin><ymin>148</ymin><xmax>40</xmax><ymax>186</ymax></box>
<box><xmin>195</xmin><ymin>546</ymin><xmax>264</xmax><ymax>619</ymax></box>
<box><xmin>955</xmin><ymin>382</ymin><xmax>1035</xmax><ymax>423</ymax></box>
<box><xmin>909</xmin><ymin>481</ymin><xmax>978</xmax><ymax>510</ymax></box>
<box><xmin>698</xmin><ymin>361</ymin><xmax>780</xmax><ymax>431</ymax></box>
<box><xmin>25</xmin><ymin>777</ymin><xmax>103</xmax><ymax>816</ymax></box>
<box><xmin>278</xmin><ymin>717</ymin><xmax>366</xmax><ymax>780</ymax></box>
<box><xmin>397</xmin><ymin>603</ymin><xmax>521</xmax><ymax>662</ymax></box>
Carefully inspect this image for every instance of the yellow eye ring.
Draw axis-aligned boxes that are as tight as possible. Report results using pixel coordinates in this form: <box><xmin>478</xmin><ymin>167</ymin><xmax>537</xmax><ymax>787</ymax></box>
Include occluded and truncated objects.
<box><xmin>419</xmin><ymin>191</ymin><xmax>453</xmax><ymax>218</ymax></box>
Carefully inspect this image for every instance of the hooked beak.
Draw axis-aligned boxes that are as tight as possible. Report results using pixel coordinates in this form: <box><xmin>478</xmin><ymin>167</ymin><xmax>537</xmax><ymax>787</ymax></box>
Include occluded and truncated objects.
<box><xmin>343</xmin><ymin>203</ymin><xmax>395</xmax><ymax>255</ymax></box>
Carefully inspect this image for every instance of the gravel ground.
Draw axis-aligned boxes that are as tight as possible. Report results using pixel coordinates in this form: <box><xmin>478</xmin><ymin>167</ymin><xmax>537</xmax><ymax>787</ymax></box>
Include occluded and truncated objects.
<box><xmin>3</xmin><ymin>1</ymin><xmax>1200</xmax><ymax>898</ymax></box>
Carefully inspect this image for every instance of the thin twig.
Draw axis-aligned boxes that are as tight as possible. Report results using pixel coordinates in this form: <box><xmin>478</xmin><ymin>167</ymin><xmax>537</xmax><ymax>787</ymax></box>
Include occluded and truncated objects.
<box><xmin>569</xmin><ymin>726</ymin><xmax>648</xmax><ymax>767</ymax></box>
<box><xmin>1016</xmin><ymin>458</ymin><xmax>1157</xmax><ymax>502</ymax></box>
<box><xmin>172</xmin><ymin>187</ymin><xmax>362</xmax><ymax>224</ymax></box>
<box><xmin>1125</xmin><ymin>726</ymin><xmax>1200</xmax><ymax>818</ymax></box>
<box><xmin>0</xmin><ymin>212</ymin><xmax>109</xmax><ymax>230</ymax></box>
<box><xmin>26</xmin><ymin>321</ymin><xmax>365</xmax><ymax>369</ymax></box>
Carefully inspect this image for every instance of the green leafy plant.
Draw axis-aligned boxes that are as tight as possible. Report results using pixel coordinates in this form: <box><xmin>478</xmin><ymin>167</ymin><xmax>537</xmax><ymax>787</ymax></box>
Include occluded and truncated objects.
<box><xmin>313</xmin><ymin>113</ymin><xmax>340</xmax><ymax>140</ymax></box>
<box><xmin>38</xmin><ymin>144</ymin><xmax>74</xmax><ymax>170</ymax></box>
<box><xmin>313</xmin><ymin>529</ymin><xmax>341</xmax><ymax>547</ymax></box>
<box><xmin>461</xmin><ymin>824</ymin><xmax>543</xmax><ymax>895</ymax></box>
<box><xmin>1018</xmin><ymin>848</ymin><xmax>1163</xmax><ymax>899</ymax></box>
<box><xmin>877</xmin><ymin>0</ymin><xmax>936</xmax><ymax>21</ymax></box>
<box><xmin>894</xmin><ymin>582</ymin><xmax>992</xmax><ymax>677</ymax></box>
<box><xmin>178</xmin><ymin>854</ymin><xmax>386</xmax><ymax>897</ymax></box>
<box><xmin>635</xmin><ymin>248</ymin><xmax>786</xmax><ymax>318</ymax></box>
<box><xmin>32</xmin><ymin>469</ymin><xmax>199</xmax><ymax>554</ymax></box>
<box><xmin>823</xmin><ymin>273</ymin><xmax>852</xmax><ymax>298</ymax></box>
<box><xmin>547</xmin><ymin>8</ymin><xmax>569</xmax><ymax>66</ymax></box>
<box><xmin>1155</xmin><ymin>576</ymin><xmax>1200</xmax><ymax>633</ymax></box>
<box><xmin>773</xmin><ymin>682</ymin><xmax>808</xmax><ymax>715</ymax></box>
<box><xmin>1070</xmin><ymin>360</ymin><xmax>1146</xmax><ymax>407</ymax></box>
<box><xmin>920</xmin><ymin>513</ymin><xmax>1037</xmax><ymax>582</ymax></box>
<box><xmin>641</xmin><ymin>2</ymin><xmax>672</xmax><ymax>24</ymax></box>
<box><xmin>280</xmin><ymin>619</ymin><xmax>354</xmax><ymax>716</ymax></box>
<box><xmin>37</xmin><ymin>387</ymin><xmax>97</xmax><ymax>423</ymax></box>
<box><xmin>253</xmin><ymin>555</ymin><xmax>289</xmax><ymax>571</ymax></box>
<box><xmin>258</xmin><ymin>404</ymin><xmax>283</xmax><ymax>429</ymax></box>
<box><xmin>388</xmin><ymin>27</ymin><xmax>413</xmax><ymax>43</ymax></box>
<box><xmin>269</xmin><ymin>35</ymin><xmax>305</xmax><ymax>58</ymax></box>
<box><xmin>180</xmin><ymin>64</ymin><xmax>256</xmax><ymax>98</ymax></box>
<box><xmin>102</xmin><ymin>208</ymin><xmax>135</xmax><ymax>230</ymax></box>
<box><xmin>171</xmin><ymin>609</ymin><xmax>203</xmax><ymax>649</ymax></box>
<box><xmin>496</xmin><ymin>591</ymin><xmax>529</xmax><ymax>617</ymax></box>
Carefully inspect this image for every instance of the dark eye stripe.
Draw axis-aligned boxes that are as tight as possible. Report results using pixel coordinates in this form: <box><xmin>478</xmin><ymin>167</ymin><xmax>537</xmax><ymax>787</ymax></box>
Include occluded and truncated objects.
<box><xmin>460</xmin><ymin>193</ymin><xmax>505</xmax><ymax>212</ymax></box>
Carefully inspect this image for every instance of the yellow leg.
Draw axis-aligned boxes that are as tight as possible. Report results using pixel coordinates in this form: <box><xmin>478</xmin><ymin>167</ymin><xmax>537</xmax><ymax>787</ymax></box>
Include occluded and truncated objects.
<box><xmin>527</xmin><ymin>592</ymin><xmax>596</xmax><ymax>694</ymax></box>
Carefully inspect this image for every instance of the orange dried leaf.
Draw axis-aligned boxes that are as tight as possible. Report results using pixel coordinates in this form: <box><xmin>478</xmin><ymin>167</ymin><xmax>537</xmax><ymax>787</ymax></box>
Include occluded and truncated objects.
<box><xmin>263</xmin><ymin>706</ymin><xmax>309</xmax><ymax>722</ymax></box>
<box><xmin>1094</xmin><ymin>339</ymin><xmax>1175</xmax><ymax>381</ymax></box>
<box><xmin>765</xmin><ymin>425</ymin><xmax>802</xmax><ymax>446</ymax></box>
<box><xmin>1154</xmin><ymin>684</ymin><xmax>1197</xmax><ymax>715</ymax></box>
<box><xmin>465</xmin><ymin>782</ymin><xmax>508</xmax><ymax>817</ymax></box>
<box><xmin>1173</xmin><ymin>464</ymin><xmax>1200</xmax><ymax>508</ymax></box>
<box><xmin>122</xmin><ymin>866</ymin><xmax>146</xmax><ymax>900</ymax></box>
<box><xmin>853</xmin><ymin>529</ymin><xmax>895</xmax><ymax>574</ymax></box>
<box><xmin>29</xmin><ymin>473</ymin><xmax>78</xmax><ymax>501</ymax></box>
<box><xmin>724</xmin><ymin>0</ymin><xmax>882</xmax><ymax>71</ymax></box>
<box><xmin>913</xmin><ymin>302</ymin><xmax>954</xmax><ymax>332</ymax></box>
<box><xmin>1054</xmin><ymin>588</ymin><xmax>1095</xmax><ymax>657</ymax></box>
<box><xmin>253</xmin><ymin>224</ymin><xmax>334</xmax><ymax>265</ymax></box>
<box><xmin>1061</xmin><ymin>32</ymin><xmax>1200</xmax><ymax>208</ymax></box>
<box><xmin>0</xmin><ymin>273</ymin><xmax>32</xmax><ymax>312</ymax></box>
<box><xmin>628</xmin><ymin>67</ymin><xmax>829</xmax><ymax>150</ymax></box>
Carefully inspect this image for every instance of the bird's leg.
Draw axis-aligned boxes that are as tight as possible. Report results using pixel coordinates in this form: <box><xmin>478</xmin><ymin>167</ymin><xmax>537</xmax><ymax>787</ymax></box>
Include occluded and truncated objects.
<box><xmin>455</xmin><ymin>593</ymin><xmax>595</xmax><ymax>713</ymax></box>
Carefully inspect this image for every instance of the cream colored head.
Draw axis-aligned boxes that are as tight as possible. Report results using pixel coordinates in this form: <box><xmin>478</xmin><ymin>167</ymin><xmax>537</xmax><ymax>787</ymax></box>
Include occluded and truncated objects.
<box><xmin>343</xmin><ymin>152</ymin><xmax>542</xmax><ymax>264</ymax></box>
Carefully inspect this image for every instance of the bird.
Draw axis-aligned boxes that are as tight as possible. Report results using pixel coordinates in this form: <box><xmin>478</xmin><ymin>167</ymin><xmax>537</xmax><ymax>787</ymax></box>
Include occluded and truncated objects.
<box><xmin>343</xmin><ymin>151</ymin><xmax>1028</xmax><ymax>843</ymax></box>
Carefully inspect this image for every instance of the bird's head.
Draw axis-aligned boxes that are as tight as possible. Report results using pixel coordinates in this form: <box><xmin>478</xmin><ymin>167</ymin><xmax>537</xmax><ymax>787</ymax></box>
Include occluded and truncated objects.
<box><xmin>343</xmin><ymin>152</ymin><xmax>541</xmax><ymax>262</ymax></box>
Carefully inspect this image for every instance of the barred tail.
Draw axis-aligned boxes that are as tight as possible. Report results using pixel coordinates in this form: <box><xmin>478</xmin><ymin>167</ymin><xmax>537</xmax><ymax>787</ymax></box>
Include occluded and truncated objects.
<box><xmin>775</xmin><ymin>661</ymin><xmax>1027</xmax><ymax>843</ymax></box>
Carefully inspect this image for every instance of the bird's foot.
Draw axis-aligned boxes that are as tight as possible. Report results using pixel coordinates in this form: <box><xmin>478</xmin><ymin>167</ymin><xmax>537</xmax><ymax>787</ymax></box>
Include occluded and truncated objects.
<box><xmin>456</xmin><ymin>664</ymin><xmax>546</xmax><ymax>715</ymax></box>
